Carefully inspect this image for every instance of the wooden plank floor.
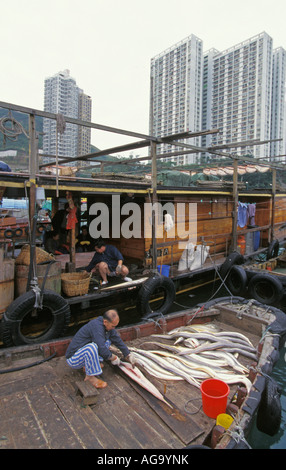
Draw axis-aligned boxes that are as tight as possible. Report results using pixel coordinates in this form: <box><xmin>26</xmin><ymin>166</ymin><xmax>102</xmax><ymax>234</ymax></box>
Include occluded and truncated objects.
<box><xmin>0</xmin><ymin>352</ymin><xmax>208</xmax><ymax>449</ymax></box>
<box><xmin>0</xmin><ymin>321</ymin><xmax>259</xmax><ymax>449</ymax></box>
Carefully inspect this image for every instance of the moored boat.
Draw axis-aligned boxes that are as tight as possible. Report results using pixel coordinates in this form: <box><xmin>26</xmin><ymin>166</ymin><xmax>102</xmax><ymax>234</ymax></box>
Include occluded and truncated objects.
<box><xmin>0</xmin><ymin>296</ymin><xmax>284</xmax><ymax>449</ymax></box>
<box><xmin>221</xmin><ymin>247</ymin><xmax>286</xmax><ymax>308</ymax></box>
<box><xmin>1</xmin><ymin>99</ymin><xmax>286</xmax><ymax>347</ymax></box>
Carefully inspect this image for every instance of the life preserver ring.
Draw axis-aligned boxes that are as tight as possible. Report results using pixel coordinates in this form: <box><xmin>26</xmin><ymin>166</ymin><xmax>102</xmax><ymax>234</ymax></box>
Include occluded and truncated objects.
<box><xmin>220</xmin><ymin>251</ymin><xmax>245</xmax><ymax>280</ymax></box>
<box><xmin>137</xmin><ymin>275</ymin><xmax>176</xmax><ymax>318</ymax></box>
<box><xmin>2</xmin><ymin>289</ymin><xmax>71</xmax><ymax>347</ymax></box>
<box><xmin>248</xmin><ymin>273</ymin><xmax>284</xmax><ymax>305</ymax></box>
<box><xmin>256</xmin><ymin>377</ymin><xmax>282</xmax><ymax>436</ymax></box>
<box><xmin>226</xmin><ymin>265</ymin><xmax>248</xmax><ymax>296</ymax></box>
<box><xmin>267</xmin><ymin>240</ymin><xmax>279</xmax><ymax>260</ymax></box>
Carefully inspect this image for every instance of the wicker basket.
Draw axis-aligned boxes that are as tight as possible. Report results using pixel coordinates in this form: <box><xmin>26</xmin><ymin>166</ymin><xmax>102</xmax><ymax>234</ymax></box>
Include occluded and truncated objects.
<box><xmin>15</xmin><ymin>244</ymin><xmax>55</xmax><ymax>265</ymax></box>
<box><xmin>61</xmin><ymin>272</ymin><xmax>91</xmax><ymax>297</ymax></box>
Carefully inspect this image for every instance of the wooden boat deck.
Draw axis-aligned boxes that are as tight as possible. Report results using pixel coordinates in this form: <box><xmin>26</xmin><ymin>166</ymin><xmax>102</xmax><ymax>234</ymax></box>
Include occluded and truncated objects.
<box><xmin>0</xmin><ymin>319</ymin><xmax>261</xmax><ymax>450</ymax></box>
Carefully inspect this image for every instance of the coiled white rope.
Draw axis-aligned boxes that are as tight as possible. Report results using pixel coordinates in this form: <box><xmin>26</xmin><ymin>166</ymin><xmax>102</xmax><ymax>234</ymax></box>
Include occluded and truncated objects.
<box><xmin>0</xmin><ymin>111</ymin><xmax>29</xmax><ymax>146</ymax></box>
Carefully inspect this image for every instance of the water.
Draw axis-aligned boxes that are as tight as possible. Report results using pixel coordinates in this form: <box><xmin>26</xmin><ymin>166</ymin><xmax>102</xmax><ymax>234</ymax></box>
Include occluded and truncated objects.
<box><xmin>167</xmin><ymin>284</ymin><xmax>286</xmax><ymax>449</ymax></box>
<box><xmin>247</xmin><ymin>344</ymin><xmax>286</xmax><ymax>449</ymax></box>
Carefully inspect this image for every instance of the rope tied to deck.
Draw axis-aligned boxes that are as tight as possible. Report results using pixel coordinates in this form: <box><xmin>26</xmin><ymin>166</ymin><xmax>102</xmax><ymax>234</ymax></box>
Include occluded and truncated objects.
<box><xmin>56</xmin><ymin>113</ymin><xmax>66</xmax><ymax>135</ymax></box>
<box><xmin>30</xmin><ymin>280</ymin><xmax>43</xmax><ymax>309</ymax></box>
<box><xmin>206</xmin><ymin>252</ymin><xmax>234</xmax><ymax>300</ymax></box>
<box><xmin>226</xmin><ymin>424</ymin><xmax>252</xmax><ymax>448</ymax></box>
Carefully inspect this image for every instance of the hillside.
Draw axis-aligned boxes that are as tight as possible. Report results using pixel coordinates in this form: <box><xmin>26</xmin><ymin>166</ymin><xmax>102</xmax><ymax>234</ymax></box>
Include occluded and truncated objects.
<box><xmin>0</xmin><ymin>109</ymin><xmax>99</xmax><ymax>155</ymax></box>
<box><xmin>0</xmin><ymin>108</ymin><xmax>101</xmax><ymax>170</ymax></box>
<box><xmin>0</xmin><ymin>109</ymin><xmax>43</xmax><ymax>153</ymax></box>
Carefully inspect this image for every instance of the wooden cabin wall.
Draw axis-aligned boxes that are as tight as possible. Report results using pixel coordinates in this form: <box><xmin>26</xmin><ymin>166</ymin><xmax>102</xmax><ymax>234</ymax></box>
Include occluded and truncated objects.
<box><xmin>87</xmin><ymin>194</ymin><xmax>146</xmax><ymax>265</ymax></box>
<box><xmin>239</xmin><ymin>196</ymin><xmax>271</xmax><ymax>247</ymax></box>
<box><xmin>112</xmin><ymin>207</ymin><xmax>145</xmax><ymax>263</ymax></box>
<box><xmin>274</xmin><ymin>195</ymin><xmax>286</xmax><ymax>240</ymax></box>
<box><xmin>83</xmin><ymin>192</ymin><xmax>286</xmax><ymax>269</ymax></box>
<box><xmin>144</xmin><ymin>194</ymin><xmax>234</xmax><ymax>267</ymax></box>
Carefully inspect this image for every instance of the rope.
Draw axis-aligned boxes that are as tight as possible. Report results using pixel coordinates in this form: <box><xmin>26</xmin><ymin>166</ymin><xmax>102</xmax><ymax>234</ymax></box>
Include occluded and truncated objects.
<box><xmin>0</xmin><ymin>110</ymin><xmax>29</xmax><ymax>146</ymax></box>
<box><xmin>226</xmin><ymin>424</ymin><xmax>252</xmax><ymax>448</ymax></box>
<box><xmin>57</xmin><ymin>113</ymin><xmax>66</xmax><ymax>134</ymax></box>
<box><xmin>0</xmin><ymin>352</ymin><xmax>57</xmax><ymax>375</ymax></box>
<box><xmin>205</xmin><ymin>251</ymin><xmax>234</xmax><ymax>300</ymax></box>
<box><xmin>30</xmin><ymin>281</ymin><xmax>43</xmax><ymax>309</ymax></box>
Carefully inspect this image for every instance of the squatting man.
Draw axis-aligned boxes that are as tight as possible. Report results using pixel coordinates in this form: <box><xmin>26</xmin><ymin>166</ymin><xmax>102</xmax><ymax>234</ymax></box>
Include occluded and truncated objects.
<box><xmin>65</xmin><ymin>309</ymin><xmax>136</xmax><ymax>388</ymax></box>
<box><xmin>84</xmin><ymin>239</ymin><xmax>131</xmax><ymax>286</ymax></box>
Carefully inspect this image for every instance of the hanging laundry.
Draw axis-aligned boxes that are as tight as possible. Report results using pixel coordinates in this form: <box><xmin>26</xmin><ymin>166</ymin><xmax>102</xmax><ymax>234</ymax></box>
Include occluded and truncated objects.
<box><xmin>237</xmin><ymin>202</ymin><xmax>248</xmax><ymax>228</ymax></box>
<box><xmin>247</xmin><ymin>203</ymin><xmax>256</xmax><ymax>226</ymax></box>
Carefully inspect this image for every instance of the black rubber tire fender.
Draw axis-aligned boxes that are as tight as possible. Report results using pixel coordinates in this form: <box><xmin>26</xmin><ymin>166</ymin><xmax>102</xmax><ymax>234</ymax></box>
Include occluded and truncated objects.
<box><xmin>2</xmin><ymin>289</ymin><xmax>71</xmax><ymax>347</ymax></box>
<box><xmin>225</xmin><ymin>265</ymin><xmax>248</xmax><ymax>296</ymax></box>
<box><xmin>267</xmin><ymin>240</ymin><xmax>279</xmax><ymax>260</ymax></box>
<box><xmin>14</xmin><ymin>227</ymin><xmax>23</xmax><ymax>238</ymax></box>
<box><xmin>248</xmin><ymin>273</ymin><xmax>284</xmax><ymax>305</ymax></box>
<box><xmin>37</xmin><ymin>224</ymin><xmax>45</xmax><ymax>234</ymax></box>
<box><xmin>137</xmin><ymin>275</ymin><xmax>176</xmax><ymax>317</ymax></box>
<box><xmin>256</xmin><ymin>378</ymin><xmax>282</xmax><ymax>436</ymax></box>
<box><xmin>220</xmin><ymin>251</ymin><xmax>245</xmax><ymax>280</ymax></box>
<box><xmin>4</xmin><ymin>228</ymin><xmax>15</xmax><ymax>238</ymax></box>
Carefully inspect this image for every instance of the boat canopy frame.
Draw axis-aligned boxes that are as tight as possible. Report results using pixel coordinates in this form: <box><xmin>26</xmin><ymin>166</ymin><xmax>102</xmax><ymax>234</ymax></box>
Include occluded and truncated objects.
<box><xmin>0</xmin><ymin>99</ymin><xmax>285</xmax><ymax>269</ymax></box>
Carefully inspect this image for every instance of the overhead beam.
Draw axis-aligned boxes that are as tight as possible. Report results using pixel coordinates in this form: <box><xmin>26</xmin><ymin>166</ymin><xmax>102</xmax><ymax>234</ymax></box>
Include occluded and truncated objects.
<box><xmin>40</xmin><ymin>140</ymin><xmax>151</xmax><ymax>168</ymax></box>
<box><xmin>0</xmin><ymin>100</ymin><xmax>157</xmax><ymax>142</ymax></box>
<box><xmin>103</xmin><ymin>138</ymin><xmax>279</xmax><ymax>166</ymax></box>
<box><xmin>40</xmin><ymin>128</ymin><xmax>220</xmax><ymax>167</ymax></box>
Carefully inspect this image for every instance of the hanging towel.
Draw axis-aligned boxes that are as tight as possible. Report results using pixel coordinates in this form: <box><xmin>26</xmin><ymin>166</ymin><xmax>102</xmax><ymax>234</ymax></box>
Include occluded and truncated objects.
<box><xmin>247</xmin><ymin>204</ymin><xmax>256</xmax><ymax>226</ymax></box>
<box><xmin>238</xmin><ymin>202</ymin><xmax>248</xmax><ymax>228</ymax></box>
<box><xmin>66</xmin><ymin>206</ymin><xmax>78</xmax><ymax>230</ymax></box>
<box><xmin>164</xmin><ymin>213</ymin><xmax>174</xmax><ymax>232</ymax></box>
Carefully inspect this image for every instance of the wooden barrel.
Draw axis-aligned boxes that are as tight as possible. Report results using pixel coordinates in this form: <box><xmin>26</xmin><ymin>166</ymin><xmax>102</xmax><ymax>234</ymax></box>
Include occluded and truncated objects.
<box><xmin>0</xmin><ymin>256</ymin><xmax>15</xmax><ymax>316</ymax></box>
<box><xmin>15</xmin><ymin>261</ymin><xmax>62</xmax><ymax>297</ymax></box>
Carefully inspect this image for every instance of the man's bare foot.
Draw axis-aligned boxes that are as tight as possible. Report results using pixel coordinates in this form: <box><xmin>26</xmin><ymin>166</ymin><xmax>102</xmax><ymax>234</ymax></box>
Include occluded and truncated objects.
<box><xmin>84</xmin><ymin>375</ymin><xmax>107</xmax><ymax>389</ymax></box>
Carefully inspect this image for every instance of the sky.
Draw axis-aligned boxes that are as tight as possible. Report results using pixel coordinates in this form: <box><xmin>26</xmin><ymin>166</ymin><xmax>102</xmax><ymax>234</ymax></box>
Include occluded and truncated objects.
<box><xmin>1</xmin><ymin>0</ymin><xmax>286</xmax><ymax>156</ymax></box>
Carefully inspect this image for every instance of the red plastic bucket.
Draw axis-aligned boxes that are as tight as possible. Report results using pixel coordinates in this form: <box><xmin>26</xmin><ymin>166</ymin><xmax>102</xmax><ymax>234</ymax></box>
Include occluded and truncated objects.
<box><xmin>200</xmin><ymin>379</ymin><xmax>230</xmax><ymax>419</ymax></box>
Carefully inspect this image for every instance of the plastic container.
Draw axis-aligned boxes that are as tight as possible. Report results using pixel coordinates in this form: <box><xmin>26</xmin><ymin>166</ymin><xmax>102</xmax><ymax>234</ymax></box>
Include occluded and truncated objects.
<box><xmin>237</xmin><ymin>235</ymin><xmax>246</xmax><ymax>255</ymax></box>
<box><xmin>200</xmin><ymin>379</ymin><xmax>230</xmax><ymax>419</ymax></box>
<box><xmin>157</xmin><ymin>265</ymin><xmax>170</xmax><ymax>277</ymax></box>
<box><xmin>216</xmin><ymin>413</ymin><xmax>234</xmax><ymax>429</ymax></box>
<box><xmin>253</xmin><ymin>230</ymin><xmax>260</xmax><ymax>251</ymax></box>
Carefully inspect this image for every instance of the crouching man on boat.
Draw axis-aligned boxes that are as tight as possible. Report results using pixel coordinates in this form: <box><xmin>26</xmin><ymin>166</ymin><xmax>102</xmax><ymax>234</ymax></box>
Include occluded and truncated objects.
<box><xmin>84</xmin><ymin>239</ymin><xmax>131</xmax><ymax>285</ymax></box>
<box><xmin>65</xmin><ymin>309</ymin><xmax>136</xmax><ymax>389</ymax></box>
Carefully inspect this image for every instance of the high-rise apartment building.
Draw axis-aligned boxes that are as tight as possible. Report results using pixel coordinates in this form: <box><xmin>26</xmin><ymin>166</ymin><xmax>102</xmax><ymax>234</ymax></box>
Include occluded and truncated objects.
<box><xmin>201</xmin><ymin>49</ymin><xmax>219</xmax><ymax>160</ymax></box>
<box><xmin>271</xmin><ymin>47</ymin><xmax>286</xmax><ymax>159</ymax></box>
<box><xmin>150</xmin><ymin>35</ymin><xmax>203</xmax><ymax>165</ymax></box>
<box><xmin>78</xmin><ymin>93</ymin><xmax>92</xmax><ymax>164</ymax></box>
<box><xmin>210</xmin><ymin>32</ymin><xmax>273</xmax><ymax>159</ymax></box>
<box><xmin>151</xmin><ymin>32</ymin><xmax>286</xmax><ymax>165</ymax></box>
<box><xmin>43</xmin><ymin>70</ymin><xmax>92</xmax><ymax>164</ymax></box>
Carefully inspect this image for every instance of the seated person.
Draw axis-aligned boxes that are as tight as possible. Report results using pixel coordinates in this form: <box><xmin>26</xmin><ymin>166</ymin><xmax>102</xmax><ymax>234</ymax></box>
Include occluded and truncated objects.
<box><xmin>76</xmin><ymin>225</ymin><xmax>94</xmax><ymax>252</ymax></box>
<box><xmin>44</xmin><ymin>230</ymin><xmax>69</xmax><ymax>255</ymax></box>
<box><xmin>84</xmin><ymin>239</ymin><xmax>131</xmax><ymax>285</ymax></box>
